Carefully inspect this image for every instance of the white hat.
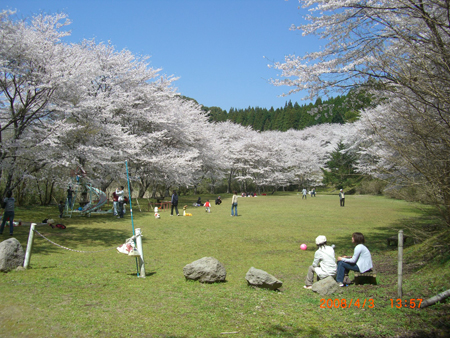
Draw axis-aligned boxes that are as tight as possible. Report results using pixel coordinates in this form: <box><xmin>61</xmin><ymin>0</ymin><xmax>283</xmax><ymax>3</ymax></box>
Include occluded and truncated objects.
<box><xmin>315</xmin><ymin>235</ymin><xmax>327</xmax><ymax>245</ymax></box>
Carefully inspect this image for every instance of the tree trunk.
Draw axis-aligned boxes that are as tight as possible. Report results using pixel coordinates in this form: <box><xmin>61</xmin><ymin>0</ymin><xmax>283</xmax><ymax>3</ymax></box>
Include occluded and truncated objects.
<box><xmin>227</xmin><ymin>170</ymin><xmax>234</xmax><ymax>194</ymax></box>
<box><xmin>100</xmin><ymin>178</ymin><xmax>114</xmax><ymax>192</ymax></box>
<box><xmin>164</xmin><ymin>186</ymin><xmax>169</xmax><ymax>198</ymax></box>
<box><xmin>420</xmin><ymin>289</ymin><xmax>450</xmax><ymax>309</ymax></box>
<box><xmin>35</xmin><ymin>178</ymin><xmax>44</xmax><ymax>205</ymax></box>
<box><xmin>210</xmin><ymin>178</ymin><xmax>216</xmax><ymax>194</ymax></box>
<box><xmin>46</xmin><ymin>181</ymin><xmax>55</xmax><ymax>205</ymax></box>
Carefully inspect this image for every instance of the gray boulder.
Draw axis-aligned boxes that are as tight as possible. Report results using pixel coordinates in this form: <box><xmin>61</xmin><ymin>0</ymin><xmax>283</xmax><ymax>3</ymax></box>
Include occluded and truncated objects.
<box><xmin>311</xmin><ymin>276</ymin><xmax>341</xmax><ymax>295</ymax></box>
<box><xmin>183</xmin><ymin>257</ymin><xmax>226</xmax><ymax>283</ymax></box>
<box><xmin>245</xmin><ymin>267</ymin><xmax>283</xmax><ymax>290</ymax></box>
<box><xmin>0</xmin><ymin>238</ymin><xmax>25</xmax><ymax>272</ymax></box>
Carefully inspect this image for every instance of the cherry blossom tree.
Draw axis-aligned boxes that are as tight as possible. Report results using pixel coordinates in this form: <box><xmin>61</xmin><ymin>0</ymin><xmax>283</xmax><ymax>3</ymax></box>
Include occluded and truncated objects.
<box><xmin>0</xmin><ymin>11</ymin><xmax>74</xmax><ymax>195</ymax></box>
<box><xmin>1</xmin><ymin>11</ymin><xmax>210</xmax><ymax>201</ymax></box>
<box><xmin>272</xmin><ymin>0</ymin><xmax>450</xmax><ymax>225</ymax></box>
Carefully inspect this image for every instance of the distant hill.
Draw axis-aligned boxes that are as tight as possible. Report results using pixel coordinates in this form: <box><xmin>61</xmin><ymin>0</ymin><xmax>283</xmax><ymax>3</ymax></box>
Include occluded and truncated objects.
<box><xmin>184</xmin><ymin>91</ymin><xmax>370</xmax><ymax>131</ymax></box>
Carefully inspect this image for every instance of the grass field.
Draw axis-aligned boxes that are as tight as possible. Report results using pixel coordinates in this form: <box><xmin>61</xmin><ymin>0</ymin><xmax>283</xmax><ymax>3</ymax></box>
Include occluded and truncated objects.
<box><xmin>0</xmin><ymin>193</ymin><xmax>449</xmax><ymax>337</ymax></box>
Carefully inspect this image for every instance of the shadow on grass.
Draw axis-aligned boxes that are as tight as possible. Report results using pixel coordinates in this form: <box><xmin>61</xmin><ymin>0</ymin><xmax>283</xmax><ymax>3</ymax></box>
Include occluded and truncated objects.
<box><xmin>265</xmin><ymin>324</ymin><xmax>450</xmax><ymax>338</ymax></box>
<box><xmin>327</xmin><ymin>207</ymin><xmax>450</xmax><ymax>279</ymax></box>
<box><xmin>25</xmin><ymin>225</ymin><xmax>133</xmax><ymax>255</ymax></box>
<box><xmin>331</xmin><ymin>206</ymin><xmax>447</xmax><ymax>253</ymax></box>
<box><xmin>127</xmin><ymin>271</ymin><xmax>157</xmax><ymax>277</ymax></box>
<box><xmin>264</xmin><ymin>324</ymin><xmax>321</xmax><ymax>337</ymax></box>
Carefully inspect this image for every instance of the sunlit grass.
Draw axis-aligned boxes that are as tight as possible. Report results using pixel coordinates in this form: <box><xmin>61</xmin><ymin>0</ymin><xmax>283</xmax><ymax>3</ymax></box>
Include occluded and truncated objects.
<box><xmin>0</xmin><ymin>193</ymin><xmax>448</xmax><ymax>337</ymax></box>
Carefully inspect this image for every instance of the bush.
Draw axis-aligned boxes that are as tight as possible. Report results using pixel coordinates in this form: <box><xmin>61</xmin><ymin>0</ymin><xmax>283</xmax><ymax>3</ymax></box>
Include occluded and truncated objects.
<box><xmin>356</xmin><ymin>178</ymin><xmax>387</xmax><ymax>195</ymax></box>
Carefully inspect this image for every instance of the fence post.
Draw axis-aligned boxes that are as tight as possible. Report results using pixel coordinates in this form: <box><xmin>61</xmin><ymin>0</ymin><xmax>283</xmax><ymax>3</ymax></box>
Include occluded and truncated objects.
<box><xmin>23</xmin><ymin>223</ymin><xmax>36</xmax><ymax>269</ymax></box>
<box><xmin>398</xmin><ymin>230</ymin><xmax>403</xmax><ymax>298</ymax></box>
<box><xmin>136</xmin><ymin>228</ymin><xmax>145</xmax><ymax>278</ymax></box>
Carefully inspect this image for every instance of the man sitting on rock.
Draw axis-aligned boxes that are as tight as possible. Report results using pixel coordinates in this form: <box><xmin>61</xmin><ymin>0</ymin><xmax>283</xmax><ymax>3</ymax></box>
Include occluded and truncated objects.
<box><xmin>304</xmin><ymin>235</ymin><xmax>337</xmax><ymax>289</ymax></box>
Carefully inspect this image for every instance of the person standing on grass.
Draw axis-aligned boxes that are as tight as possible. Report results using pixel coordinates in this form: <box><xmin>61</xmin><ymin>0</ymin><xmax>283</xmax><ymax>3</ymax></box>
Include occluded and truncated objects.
<box><xmin>111</xmin><ymin>191</ymin><xmax>119</xmax><ymax>216</ymax></box>
<box><xmin>231</xmin><ymin>191</ymin><xmax>239</xmax><ymax>216</ymax></box>
<box><xmin>336</xmin><ymin>232</ymin><xmax>373</xmax><ymax>287</ymax></box>
<box><xmin>339</xmin><ymin>189</ymin><xmax>345</xmax><ymax>207</ymax></box>
<box><xmin>0</xmin><ymin>191</ymin><xmax>15</xmax><ymax>236</ymax></box>
<box><xmin>302</xmin><ymin>188</ymin><xmax>307</xmax><ymax>199</ymax></box>
<box><xmin>67</xmin><ymin>185</ymin><xmax>74</xmax><ymax>208</ymax></box>
<box><xmin>171</xmin><ymin>190</ymin><xmax>179</xmax><ymax>216</ymax></box>
<box><xmin>304</xmin><ymin>235</ymin><xmax>337</xmax><ymax>289</ymax></box>
<box><xmin>116</xmin><ymin>186</ymin><xmax>125</xmax><ymax>218</ymax></box>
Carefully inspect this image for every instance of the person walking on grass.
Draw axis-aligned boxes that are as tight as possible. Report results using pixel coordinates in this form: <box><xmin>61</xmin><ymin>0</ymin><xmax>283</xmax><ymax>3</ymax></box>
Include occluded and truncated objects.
<box><xmin>171</xmin><ymin>190</ymin><xmax>179</xmax><ymax>216</ymax></box>
<box><xmin>231</xmin><ymin>191</ymin><xmax>239</xmax><ymax>216</ymax></box>
<box><xmin>0</xmin><ymin>191</ymin><xmax>15</xmax><ymax>236</ymax></box>
<box><xmin>204</xmin><ymin>200</ymin><xmax>211</xmax><ymax>213</ymax></box>
<box><xmin>336</xmin><ymin>232</ymin><xmax>373</xmax><ymax>287</ymax></box>
<box><xmin>304</xmin><ymin>235</ymin><xmax>337</xmax><ymax>289</ymax></box>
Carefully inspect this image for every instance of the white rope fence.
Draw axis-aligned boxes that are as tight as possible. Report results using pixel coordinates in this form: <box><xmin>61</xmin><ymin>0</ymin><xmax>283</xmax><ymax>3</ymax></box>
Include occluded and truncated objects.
<box><xmin>34</xmin><ymin>229</ymin><xmax>117</xmax><ymax>253</ymax></box>
<box><xmin>23</xmin><ymin>223</ymin><xmax>146</xmax><ymax>278</ymax></box>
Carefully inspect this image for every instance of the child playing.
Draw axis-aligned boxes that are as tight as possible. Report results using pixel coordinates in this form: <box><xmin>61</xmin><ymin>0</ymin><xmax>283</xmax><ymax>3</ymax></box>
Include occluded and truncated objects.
<box><xmin>304</xmin><ymin>235</ymin><xmax>337</xmax><ymax>289</ymax></box>
<box><xmin>204</xmin><ymin>200</ymin><xmax>211</xmax><ymax>213</ymax></box>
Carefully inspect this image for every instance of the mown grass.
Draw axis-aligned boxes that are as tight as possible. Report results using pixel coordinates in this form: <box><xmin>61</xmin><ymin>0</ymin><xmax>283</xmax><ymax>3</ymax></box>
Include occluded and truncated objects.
<box><xmin>0</xmin><ymin>193</ymin><xmax>449</xmax><ymax>337</ymax></box>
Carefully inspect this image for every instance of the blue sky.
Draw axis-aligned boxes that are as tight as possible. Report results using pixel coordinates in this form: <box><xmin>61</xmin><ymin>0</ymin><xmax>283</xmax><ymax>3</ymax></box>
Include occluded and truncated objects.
<box><xmin>2</xmin><ymin>0</ymin><xmax>317</xmax><ymax>111</ymax></box>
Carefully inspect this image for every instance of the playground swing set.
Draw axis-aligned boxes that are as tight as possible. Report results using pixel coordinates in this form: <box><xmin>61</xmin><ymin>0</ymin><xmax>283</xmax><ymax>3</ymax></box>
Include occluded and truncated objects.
<box><xmin>23</xmin><ymin>161</ymin><xmax>146</xmax><ymax>278</ymax></box>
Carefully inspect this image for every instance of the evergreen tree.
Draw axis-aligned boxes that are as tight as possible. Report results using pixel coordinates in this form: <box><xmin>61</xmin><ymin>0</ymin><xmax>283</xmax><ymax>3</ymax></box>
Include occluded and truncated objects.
<box><xmin>321</xmin><ymin>141</ymin><xmax>362</xmax><ymax>190</ymax></box>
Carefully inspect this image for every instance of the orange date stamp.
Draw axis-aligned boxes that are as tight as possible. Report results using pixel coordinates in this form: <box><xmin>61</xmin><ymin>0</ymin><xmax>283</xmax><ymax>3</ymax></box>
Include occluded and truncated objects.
<box><xmin>390</xmin><ymin>298</ymin><xmax>423</xmax><ymax>308</ymax></box>
<box><xmin>320</xmin><ymin>298</ymin><xmax>375</xmax><ymax>309</ymax></box>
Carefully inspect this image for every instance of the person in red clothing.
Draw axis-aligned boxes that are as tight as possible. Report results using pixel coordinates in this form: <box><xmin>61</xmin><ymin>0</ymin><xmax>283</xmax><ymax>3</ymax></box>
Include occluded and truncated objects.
<box><xmin>204</xmin><ymin>200</ymin><xmax>211</xmax><ymax>213</ymax></box>
<box><xmin>112</xmin><ymin>191</ymin><xmax>119</xmax><ymax>216</ymax></box>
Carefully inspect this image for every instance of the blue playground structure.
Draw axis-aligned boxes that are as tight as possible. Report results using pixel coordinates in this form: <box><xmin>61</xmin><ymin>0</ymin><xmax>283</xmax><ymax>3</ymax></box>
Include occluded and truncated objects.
<box><xmin>63</xmin><ymin>167</ymin><xmax>111</xmax><ymax>217</ymax></box>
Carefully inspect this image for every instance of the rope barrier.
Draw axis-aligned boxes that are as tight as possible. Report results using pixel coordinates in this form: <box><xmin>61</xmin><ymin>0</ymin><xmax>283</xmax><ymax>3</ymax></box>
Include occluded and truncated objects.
<box><xmin>33</xmin><ymin>229</ymin><xmax>118</xmax><ymax>253</ymax></box>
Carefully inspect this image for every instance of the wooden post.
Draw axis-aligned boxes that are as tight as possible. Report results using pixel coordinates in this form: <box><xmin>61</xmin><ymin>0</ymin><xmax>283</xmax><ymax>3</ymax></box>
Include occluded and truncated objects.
<box><xmin>23</xmin><ymin>223</ymin><xmax>36</xmax><ymax>269</ymax></box>
<box><xmin>135</xmin><ymin>228</ymin><xmax>145</xmax><ymax>278</ymax></box>
<box><xmin>398</xmin><ymin>230</ymin><xmax>403</xmax><ymax>298</ymax></box>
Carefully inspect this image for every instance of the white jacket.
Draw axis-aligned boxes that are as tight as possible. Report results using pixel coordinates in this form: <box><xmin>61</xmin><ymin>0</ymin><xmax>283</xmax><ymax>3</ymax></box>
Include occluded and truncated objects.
<box><xmin>312</xmin><ymin>245</ymin><xmax>337</xmax><ymax>278</ymax></box>
<box><xmin>115</xmin><ymin>189</ymin><xmax>124</xmax><ymax>202</ymax></box>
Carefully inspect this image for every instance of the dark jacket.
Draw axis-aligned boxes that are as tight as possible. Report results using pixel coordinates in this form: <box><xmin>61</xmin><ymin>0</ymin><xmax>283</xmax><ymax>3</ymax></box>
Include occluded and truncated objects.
<box><xmin>2</xmin><ymin>197</ymin><xmax>15</xmax><ymax>212</ymax></box>
<box><xmin>171</xmin><ymin>194</ymin><xmax>178</xmax><ymax>206</ymax></box>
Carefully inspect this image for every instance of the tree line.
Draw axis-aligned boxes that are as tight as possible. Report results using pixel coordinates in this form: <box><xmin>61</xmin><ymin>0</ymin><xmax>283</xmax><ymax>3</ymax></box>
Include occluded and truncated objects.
<box><xmin>201</xmin><ymin>91</ymin><xmax>369</xmax><ymax>132</ymax></box>
<box><xmin>2</xmin><ymin>1</ymin><xmax>450</xmax><ymax>233</ymax></box>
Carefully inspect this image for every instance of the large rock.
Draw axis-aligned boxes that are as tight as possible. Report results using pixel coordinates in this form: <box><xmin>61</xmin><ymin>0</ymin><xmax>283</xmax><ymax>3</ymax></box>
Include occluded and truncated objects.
<box><xmin>245</xmin><ymin>267</ymin><xmax>283</xmax><ymax>290</ymax></box>
<box><xmin>311</xmin><ymin>276</ymin><xmax>341</xmax><ymax>296</ymax></box>
<box><xmin>0</xmin><ymin>237</ymin><xmax>25</xmax><ymax>272</ymax></box>
<box><xmin>183</xmin><ymin>257</ymin><xmax>227</xmax><ymax>283</ymax></box>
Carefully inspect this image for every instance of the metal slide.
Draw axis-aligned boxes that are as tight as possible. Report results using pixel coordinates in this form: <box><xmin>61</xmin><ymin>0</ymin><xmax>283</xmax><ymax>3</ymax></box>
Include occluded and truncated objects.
<box><xmin>80</xmin><ymin>185</ymin><xmax>108</xmax><ymax>215</ymax></box>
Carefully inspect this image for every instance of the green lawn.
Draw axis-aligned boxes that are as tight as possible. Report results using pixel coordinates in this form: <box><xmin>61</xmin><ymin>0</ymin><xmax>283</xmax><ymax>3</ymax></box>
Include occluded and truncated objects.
<box><xmin>1</xmin><ymin>193</ymin><xmax>449</xmax><ymax>337</ymax></box>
